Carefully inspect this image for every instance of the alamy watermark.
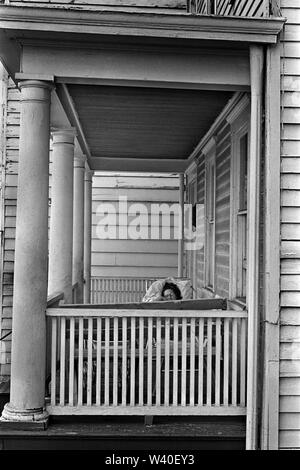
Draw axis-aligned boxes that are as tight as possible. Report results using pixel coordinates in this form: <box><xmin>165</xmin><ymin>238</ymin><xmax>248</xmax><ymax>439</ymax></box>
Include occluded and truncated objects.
<box><xmin>95</xmin><ymin>196</ymin><xmax>205</xmax><ymax>251</ymax></box>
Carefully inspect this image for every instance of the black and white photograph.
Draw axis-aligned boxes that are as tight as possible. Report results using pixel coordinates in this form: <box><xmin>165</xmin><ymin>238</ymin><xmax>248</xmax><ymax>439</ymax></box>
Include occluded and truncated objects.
<box><xmin>0</xmin><ymin>0</ymin><xmax>298</xmax><ymax>456</ymax></box>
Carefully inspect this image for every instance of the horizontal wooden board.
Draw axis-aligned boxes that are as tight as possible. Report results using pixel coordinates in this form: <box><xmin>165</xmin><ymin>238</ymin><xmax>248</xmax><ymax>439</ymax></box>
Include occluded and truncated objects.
<box><xmin>281</xmin><ymin>274</ymin><xmax>300</xmax><ymax>290</ymax></box>
<box><xmin>282</xmin><ymin>75</ymin><xmax>300</xmax><ymax>92</ymax></box>
<box><xmin>281</xmin><ymin>207</ymin><xmax>300</xmax><ymax>223</ymax></box>
<box><xmin>280</xmin><ymin>343</ymin><xmax>300</xmax><ymax>360</ymax></box>
<box><xmin>281</xmin><ymin>158</ymin><xmax>300</xmax><ymax>173</ymax></box>
<box><xmin>91</xmin><ymin>266</ymin><xmax>178</xmax><ymax>277</ymax></box>
<box><xmin>91</xmin><ymin>238</ymin><xmax>177</xmax><ymax>253</ymax></box>
<box><xmin>281</xmin><ymin>308</ymin><xmax>300</xmax><ymax>326</ymax></box>
<box><xmin>279</xmin><ymin>430</ymin><xmax>300</xmax><ymax>449</ymax></box>
<box><xmin>279</xmin><ymin>413</ymin><xmax>300</xmax><ymax>430</ymax></box>
<box><xmin>280</xmin><ymin>325</ymin><xmax>300</xmax><ymax>341</ymax></box>
<box><xmin>281</xmin><ymin>241</ymin><xmax>300</xmax><ymax>257</ymax></box>
<box><xmin>92</xmin><ymin>188</ymin><xmax>180</xmax><ymax>201</ymax></box>
<box><xmin>280</xmin><ymin>396</ymin><xmax>300</xmax><ymax>413</ymax></box>
<box><xmin>281</xmin><ymin>42</ymin><xmax>300</xmax><ymax>58</ymax></box>
<box><xmin>92</xmin><ymin>252</ymin><xmax>177</xmax><ymax>267</ymax></box>
<box><xmin>280</xmin><ymin>360</ymin><xmax>300</xmax><ymax>377</ymax></box>
<box><xmin>281</xmin><ymin>190</ymin><xmax>300</xmax><ymax>207</ymax></box>
<box><xmin>281</xmin><ymin>223</ymin><xmax>300</xmax><ymax>239</ymax></box>
<box><xmin>280</xmin><ymin>377</ymin><xmax>300</xmax><ymax>395</ymax></box>
<box><xmin>281</xmin><ymin>291</ymin><xmax>300</xmax><ymax>307</ymax></box>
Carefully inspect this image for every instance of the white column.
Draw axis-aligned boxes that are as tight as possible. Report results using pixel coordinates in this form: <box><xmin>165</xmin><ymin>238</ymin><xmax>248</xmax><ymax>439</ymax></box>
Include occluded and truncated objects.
<box><xmin>72</xmin><ymin>154</ymin><xmax>86</xmax><ymax>303</ymax></box>
<box><xmin>48</xmin><ymin>128</ymin><xmax>76</xmax><ymax>303</ymax></box>
<box><xmin>1</xmin><ymin>80</ymin><xmax>53</xmax><ymax>424</ymax></box>
<box><xmin>246</xmin><ymin>45</ymin><xmax>264</xmax><ymax>450</ymax></box>
<box><xmin>177</xmin><ymin>173</ymin><xmax>185</xmax><ymax>278</ymax></box>
<box><xmin>83</xmin><ymin>166</ymin><xmax>93</xmax><ymax>303</ymax></box>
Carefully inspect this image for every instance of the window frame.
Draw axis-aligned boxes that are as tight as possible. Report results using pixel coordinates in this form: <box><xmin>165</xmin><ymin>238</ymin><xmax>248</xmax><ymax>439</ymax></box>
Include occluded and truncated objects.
<box><xmin>203</xmin><ymin>137</ymin><xmax>216</xmax><ymax>291</ymax></box>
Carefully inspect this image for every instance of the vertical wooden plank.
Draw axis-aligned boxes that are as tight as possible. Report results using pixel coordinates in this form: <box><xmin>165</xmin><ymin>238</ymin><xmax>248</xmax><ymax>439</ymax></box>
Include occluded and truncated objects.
<box><xmin>173</xmin><ymin>317</ymin><xmax>179</xmax><ymax>406</ymax></box>
<box><xmin>181</xmin><ymin>318</ymin><xmax>187</xmax><ymax>406</ymax></box>
<box><xmin>130</xmin><ymin>317</ymin><xmax>136</xmax><ymax>406</ymax></box>
<box><xmin>78</xmin><ymin>318</ymin><xmax>84</xmax><ymax>406</ymax></box>
<box><xmin>51</xmin><ymin>317</ymin><xmax>57</xmax><ymax>406</ymax></box>
<box><xmin>240</xmin><ymin>317</ymin><xmax>247</xmax><ymax>407</ymax></box>
<box><xmin>113</xmin><ymin>316</ymin><xmax>118</xmax><ymax>406</ymax></box>
<box><xmin>164</xmin><ymin>318</ymin><xmax>170</xmax><ymax>406</ymax></box>
<box><xmin>104</xmin><ymin>317</ymin><xmax>110</xmax><ymax>405</ymax></box>
<box><xmin>96</xmin><ymin>317</ymin><xmax>102</xmax><ymax>405</ymax></box>
<box><xmin>189</xmin><ymin>318</ymin><xmax>196</xmax><ymax>406</ymax></box>
<box><xmin>156</xmin><ymin>318</ymin><xmax>162</xmax><ymax>406</ymax></box>
<box><xmin>68</xmin><ymin>317</ymin><xmax>75</xmax><ymax>406</ymax></box>
<box><xmin>198</xmin><ymin>318</ymin><xmax>204</xmax><ymax>406</ymax></box>
<box><xmin>122</xmin><ymin>317</ymin><xmax>127</xmax><ymax>406</ymax></box>
<box><xmin>232</xmin><ymin>317</ymin><xmax>238</xmax><ymax>406</ymax></box>
<box><xmin>147</xmin><ymin>317</ymin><xmax>153</xmax><ymax>406</ymax></box>
<box><xmin>59</xmin><ymin>317</ymin><xmax>66</xmax><ymax>406</ymax></box>
<box><xmin>261</xmin><ymin>42</ymin><xmax>281</xmax><ymax>451</ymax></box>
<box><xmin>223</xmin><ymin>318</ymin><xmax>230</xmax><ymax>406</ymax></box>
<box><xmin>139</xmin><ymin>317</ymin><xmax>144</xmax><ymax>406</ymax></box>
<box><xmin>247</xmin><ymin>45</ymin><xmax>264</xmax><ymax>450</ymax></box>
<box><xmin>206</xmin><ymin>318</ymin><xmax>212</xmax><ymax>406</ymax></box>
<box><xmin>215</xmin><ymin>317</ymin><xmax>221</xmax><ymax>406</ymax></box>
<box><xmin>178</xmin><ymin>173</ymin><xmax>184</xmax><ymax>277</ymax></box>
<box><xmin>86</xmin><ymin>318</ymin><xmax>93</xmax><ymax>406</ymax></box>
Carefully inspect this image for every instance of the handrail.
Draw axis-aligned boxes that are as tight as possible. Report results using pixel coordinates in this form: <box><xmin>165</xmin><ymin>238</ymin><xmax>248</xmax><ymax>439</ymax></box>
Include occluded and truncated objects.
<box><xmin>47</xmin><ymin>291</ymin><xmax>64</xmax><ymax>308</ymax></box>
<box><xmin>46</xmin><ymin>308</ymin><xmax>247</xmax><ymax>318</ymax></box>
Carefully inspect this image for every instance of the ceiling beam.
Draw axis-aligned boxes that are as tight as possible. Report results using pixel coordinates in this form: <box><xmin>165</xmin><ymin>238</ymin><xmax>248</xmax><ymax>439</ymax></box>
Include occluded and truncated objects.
<box><xmin>89</xmin><ymin>157</ymin><xmax>188</xmax><ymax>173</ymax></box>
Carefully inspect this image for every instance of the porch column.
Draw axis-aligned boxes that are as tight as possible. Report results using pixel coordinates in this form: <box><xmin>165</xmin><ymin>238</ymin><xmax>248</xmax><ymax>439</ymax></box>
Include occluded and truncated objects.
<box><xmin>83</xmin><ymin>165</ymin><xmax>94</xmax><ymax>303</ymax></box>
<box><xmin>72</xmin><ymin>154</ymin><xmax>86</xmax><ymax>303</ymax></box>
<box><xmin>1</xmin><ymin>80</ymin><xmax>53</xmax><ymax>424</ymax></box>
<box><xmin>177</xmin><ymin>172</ymin><xmax>185</xmax><ymax>278</ymax></box>
<box><xmin>246</xmin><ymin>45</ymin><xmax>264</xmax><ymax>450</ymax></box>
<box><xmin>48</xmin><ymin>128</ymin><xmax>76</xmax><ymax>303</ymax></box>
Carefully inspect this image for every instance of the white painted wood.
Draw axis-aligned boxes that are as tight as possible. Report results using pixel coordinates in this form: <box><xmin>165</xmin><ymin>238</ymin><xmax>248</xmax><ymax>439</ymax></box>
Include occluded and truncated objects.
<box><xmin>155</xmin><ymin>318</ymin><xmax>162</xmax><ymax>406</ymax></box>
<box><xmin>246</xmin><ymin>45</ymin><xmax>264</xmax><ymax>450</ymax></box>
<box><xmin>113</xmin><ymin>317</ymin><xmax>118</xmax><ymax>406</ymax></box>
<box><xmin>223</xmin><ymin>318</ymin><xmax>230</xmax><ymax>407</ymax></box>
<box><xmin>198</xmin><ymin>318</ymin><xmax>204</xmax><ymax>406</ymax></box>
<box><xmin>122</xmin><ymin>317</ymin><xmax>127</xmax><ymax>406</ymax></box>
<box><xmin>147</xmin><ymin>317</ymin><xmax>153</xmax><ymax>406</ymax></box>
<box><xmin>164</xmin><ymin>318</ymin><xmax>170</xmax><ymax>406</ymax></box>
<box><xmin>50</xmin><ymin>317</ymin><xmax>57</xmax><ymax>406</ymax></box>
<box><xmin>68</xmin><ymin>318</ymin><xmax>75</xmax><ymax>406</ymax></box>
<box><xmin>215</xmin><ymin>318</ymin><xmax>221</xmax><ymax>406</ymax></box>
<box><xmin>189</xmin><ymin>318</ymin><xmax>196</xmax><ymax>406</ymax></box>
<box><xmin>104</xmin><ymin>317</ymin><xmax>110</xmax><ymax>405</ymax></box>
<box><xmin>87</xmin><ymin>318</ymin><xmax>93</xmax><ymax>406</ymax></box>
<box><xmin>138</xmin><ymin>317</ymin><xmax>144</xmax><ymax>406</ymax></box>
<box><xmin>47</xmin><ymin>308</ymin><xmax>247</xmax><ymax>318</ymax></box>
<box><xmin>181</xmin><ymin>318</ymin><xmax>187</xmax><ymax>406</ymax></box>
<box><xmin>77</xmin><ymin>318</ymin><xmax>84</xmax><ymax>406</ymax></box>
<box><xmin>232</xmin><ymin>318</ymin><xmax>238</xmax><ymax>406</ymax></box>
<box><xmin>173</xmin><ymin>318</ymin><xmax>179</xmax><ymax>406</ymax></box>
<box><xmin>96</xmin><ymin>317</ymin><xmax>101</xmax><ymax>405</ymax></box>
<box><xmin>59</xmin><ymin>317</ymin><xmax>66</xmax><ymax>406</ymax></box>
<box><xmin>130</xmin><ymin>317</ymin><xmax>136</xmax><ymax>406</ymax></box>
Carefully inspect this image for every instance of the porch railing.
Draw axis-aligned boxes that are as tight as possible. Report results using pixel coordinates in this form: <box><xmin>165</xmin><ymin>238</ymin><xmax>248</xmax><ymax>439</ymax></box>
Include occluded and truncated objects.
<box><xmin>46</xmin><ymin>308</ymin><xmax>247</xmax><ymax>416</ymax></box>
<box><xmin>4</xmin><ymin>0</ymin><xmax>281</xmax><ymax>18</ymax></box>
<box><xmin>90</xmin><ymin>277</ymin><xmax>156</xmax><ymax>304</ymax></box>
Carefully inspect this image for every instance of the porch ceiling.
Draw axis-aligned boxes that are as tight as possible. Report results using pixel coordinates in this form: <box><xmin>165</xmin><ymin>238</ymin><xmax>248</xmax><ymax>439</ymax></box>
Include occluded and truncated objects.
<box><xmin>67</xmin><ymin>84</ymin><xmax>232</xmax><ymax>169</ymax></box>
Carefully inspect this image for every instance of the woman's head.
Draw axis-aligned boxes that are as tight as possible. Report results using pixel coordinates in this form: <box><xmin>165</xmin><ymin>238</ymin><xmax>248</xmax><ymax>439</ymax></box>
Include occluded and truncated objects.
<box><xmin>161</xmin><ymin>282</ymin><xmax>182</xmax><ymax>301</ymax></box>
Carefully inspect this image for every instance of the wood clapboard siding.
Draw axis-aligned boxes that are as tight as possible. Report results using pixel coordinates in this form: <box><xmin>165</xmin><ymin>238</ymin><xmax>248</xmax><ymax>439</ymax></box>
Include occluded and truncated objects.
<box><xmin>194</xmin><ymin>117</ymin><xmax>231</xmax><ymax>299</ymax></box>
<box><xmin>280</xmin><ymin>0</ymin><xmax>300</xmax><ymax>450</ymax></box>
<box><xmin>0</xmin><ymin>78</ymin><xmax>18</xmax><ymax>378</ymax></box>
<box><xmin>91</xmin><ymin>173</ymin><xmax>179</xmax><ymax>278</ymax></box>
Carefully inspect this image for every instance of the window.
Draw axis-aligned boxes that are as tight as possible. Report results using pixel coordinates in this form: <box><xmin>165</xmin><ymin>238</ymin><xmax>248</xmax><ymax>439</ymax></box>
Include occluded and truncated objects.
<box><xmin>229</xmin><ymin>105</ymin><xmax>250</xmax><ymax>304</ymax></box>
<box><xmin>204</xmin><ymin>138</ymin><xmax>216</xmax><ymax>290</ymax></box>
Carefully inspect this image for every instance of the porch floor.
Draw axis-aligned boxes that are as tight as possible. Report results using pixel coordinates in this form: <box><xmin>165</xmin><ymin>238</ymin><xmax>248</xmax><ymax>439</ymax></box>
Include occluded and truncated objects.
<box><xmin>0</xmin><ymin>416</ymin><xmax>246</xmax><ymax>450</ymax></box>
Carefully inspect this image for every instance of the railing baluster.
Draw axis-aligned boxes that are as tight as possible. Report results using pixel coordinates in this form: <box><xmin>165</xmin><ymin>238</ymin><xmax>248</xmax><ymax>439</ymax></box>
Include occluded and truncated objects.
<box><xmin>215</xmin><ymin>317</ymin><xmax>221</xmax><ymax>406</ymax></box>
<box><xmin>198</xmin><ymin>318</ymin><xmax>204</xmax><ymax>406</ymax></box>
<box><xmin>223</xmin><ymin>318</ymin><xmax>230</xmax><ymax>406</ymax></box>
<box><xmin>164</xmin><ymin>318</ymin><xmax>170</xmax><ymax>406</ymax></box>
<box><xmin>232</xmin><ymin>318</ymin><xmax>238</xmax><ymax>406</ymax></box>
<box><xmin>189</xmin><ymin>318</ymin><xmax>196</xmax><ymax>406</ymax></box>
<box><xmin>181</xmin><ymin>318</ymin><xmax>187</xmax><ymax>406</ymax></box>
<box><xmin>104</xmin><ymin>317</ymin><xmax>110</xmax><ymax>405</ymax></box>
<box><xmin>78</xmin><ymin>318</ymin><xmax>84</xmax><ymax>406</ymax></box>
<box><xmin>96</xmin><ymin>317</ymin><xmax>102</xmax><ymax>405</ymax></box>
<box><xmin>59</xmin><ymin>317</ymin><xmax>66</xmax><ymax>406</ymax></box>
<box><xmin>139</xmin><ymin>317</ymin><xmax>144</xmax><ymax>406</ymax></box>
<box><xmin>68</xmin><ymin>317</ymin><xmax>75</xmax><ymax>406</ymax></box>
<box><xmin>173</xmin><ymin>318</ymin><xmax>178</xmax><ymax>406</ymax></box>
<box><xmin>206</xmin><ymin>318</ymin><xmax>212</xmax><ymax>406</ymax></box>
<box><xmin>122</xmin><ymin>317</ymin><xmax>127</xmax><ymax>406</ymax></box>
<box><xmin>130</xmin><ymin>317</ymin><xmax>136</xmax><ymax>406</ymax></box>
<box><xmin>51</xmin><ymin>317</ymin><xmax>57</xmax><ymax>406</ymax></box>
<box><xmin>113</xmin><ymin>317</ymin><xmax>119</xmax><ymax>406</ymax></box>
<box><xmin>87</xmin><ymin>318</ymin><xmax>93</xmax><ymax>406</ymax></box>
<box><xmin>156</xmin><ymin>318</ymin><xmax>162</xmax><ymax>406</ymax></box>
<box><xmin>240</xmin><ymin>318</ymin><xmax>247</xmax><ymax>406</ymax></box>
<box><xmin>147</xmin><ymin>317</ymin><xmax>153</xmax><ymax>406</ymax></box>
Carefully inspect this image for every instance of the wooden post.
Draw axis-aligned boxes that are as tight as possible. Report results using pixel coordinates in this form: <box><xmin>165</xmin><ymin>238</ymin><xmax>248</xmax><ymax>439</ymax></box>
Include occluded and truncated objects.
<box><xmin>246</xmin><ymin>45</ymin><xmax>264</xmax><ymax>450</ymax></box>
<box><xmin>83</xmin><ymin>165</ymin><xmax>93</xmax><ymax>304</ymax></box>
<box><xmin>0</xmin><ymin>80</ymin><xmax>53</xmax><ymax>425</ymax></box>
<box><xmin>261</xmin><ymin>42</ymin><xmax>281</xmax><ymax>450</ymax></box>
<box><xmin>48</xmin><ymin>128</ymin><xmax>76</xmax><ymax>303</ymax></box>
<box><xmin>178</xmin><ymin>173</ymin><xmax>185</xmax><ymax>278</ymax></box>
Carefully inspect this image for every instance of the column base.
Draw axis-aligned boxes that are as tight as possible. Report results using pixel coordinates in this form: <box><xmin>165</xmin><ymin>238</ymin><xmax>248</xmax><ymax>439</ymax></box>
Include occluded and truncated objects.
<box><xmin>0</xmin><ymin>403</ymin><xmax>49</xmax><ymax>430</ymax></box>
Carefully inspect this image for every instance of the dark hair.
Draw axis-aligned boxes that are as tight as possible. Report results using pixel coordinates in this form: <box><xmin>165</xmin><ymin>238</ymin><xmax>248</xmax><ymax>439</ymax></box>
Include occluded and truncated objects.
<box><xmin>161</xmin><ymin>282</ymin><xmax>182</xmax><ymax>300</ymax></box>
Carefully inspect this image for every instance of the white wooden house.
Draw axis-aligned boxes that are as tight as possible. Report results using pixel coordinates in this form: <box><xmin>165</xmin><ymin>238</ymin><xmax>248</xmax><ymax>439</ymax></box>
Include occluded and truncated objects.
<box><xmin>0</xmin><ymin>0</ymin><xmax>298</xmax><ymax>451</ymax></box>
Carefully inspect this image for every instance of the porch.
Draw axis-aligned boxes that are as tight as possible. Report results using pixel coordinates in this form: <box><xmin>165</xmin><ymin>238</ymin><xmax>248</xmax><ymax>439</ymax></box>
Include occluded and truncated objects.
<box><xmin>0</xmin><ymin>0</ymin><xmax>284</xmax><ymax>450</ymax></box>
